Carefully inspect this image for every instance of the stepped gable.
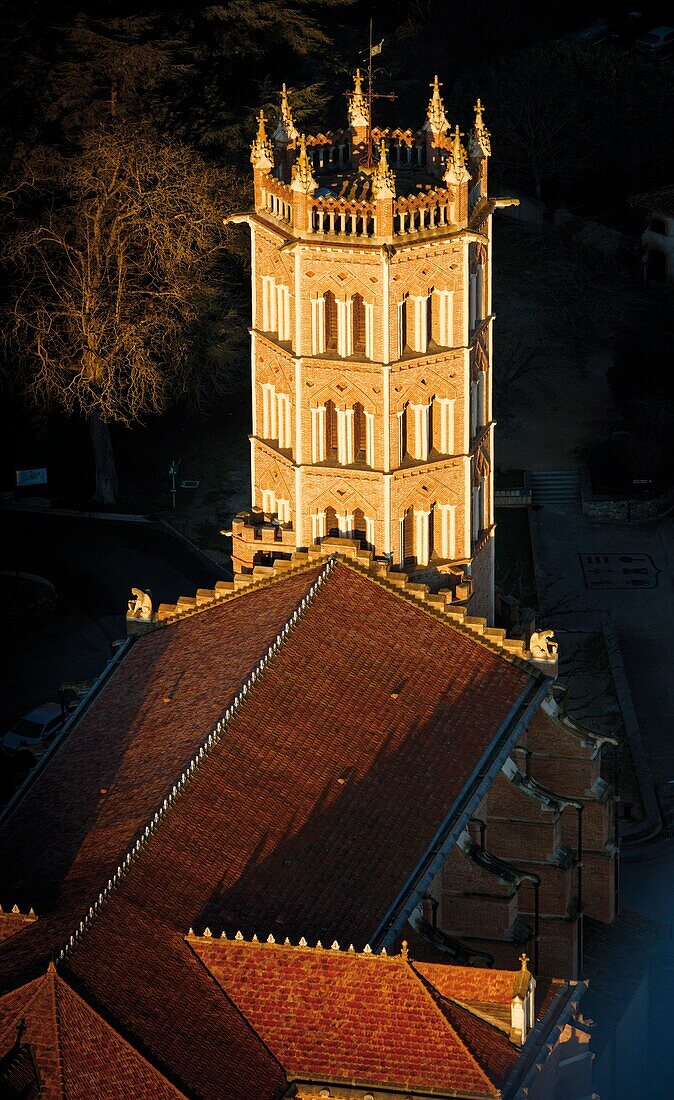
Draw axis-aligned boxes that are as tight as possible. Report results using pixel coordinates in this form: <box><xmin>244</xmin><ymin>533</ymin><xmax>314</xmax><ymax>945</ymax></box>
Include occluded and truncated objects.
<box><xmin>188</xmin><ymin>933</ymin><xmax>516</xmax><ymax>1097</ymax></box>
<box><xmin>0</xmin><ymin>965</ymin><xmax>186</xmax><ymax>1099</ymax></box>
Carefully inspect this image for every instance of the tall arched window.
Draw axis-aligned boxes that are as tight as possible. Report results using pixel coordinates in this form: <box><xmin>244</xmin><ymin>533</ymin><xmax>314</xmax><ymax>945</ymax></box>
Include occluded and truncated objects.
<box><xmin>353</xmin><ymin>293</ymin><xmax>366</xmax><ymax>356</ymax></box>
<box><xmin>326</xmin><ymin>506</ymin><xmax>339</xmax><ymax>537</ymax></box>
<box><xmin>398</xmin><ymin>294</ymin><xmax>409</xmax><ymax>357</ymax></box>
<box><xmin>353</xmin><ymin>508</ymin><xmax>366</xmax><ymax>542</ymax></box>
<box><xmin>353</xmin><ymin>402</ymin><xmax>366</xmax><ymax>462</ymax></box>
<box><xmin>397</xmin><ymin>404</ymin><xmax>408</xmax><ymax>466</ymax></box>
<box><xmin>400</xmin><ymin>507</ymin><xmax>414</xmax><ymax>565</ymax></box>
<box><xmin>325</xmin><ymin>399</ymin><xmax>338</xmax><ymax>457</ymax></box>
<box><xmin>324</xmin><ymin>291</ymin><xmax>338</xmax><ymax>351</ymax></box>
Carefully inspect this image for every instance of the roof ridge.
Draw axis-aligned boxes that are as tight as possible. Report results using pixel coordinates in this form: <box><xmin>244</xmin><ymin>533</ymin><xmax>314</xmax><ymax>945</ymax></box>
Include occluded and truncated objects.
<box><xmin>406</xmin><ymin>963</ymin><xmax>501</xmax><ymax>1091</ymax></box>
<box><xmin>405</xmin><ymin>958</ymin><xmax>500</xmax><ymax>1096</ymax></box>
<box><xmin>0</xmin><ymin>967</ymin><xmax>58</xmax><ymax>1054</ymax></box>
<box><xmin>185</xmin><ymin>928</ymin><xmax>407</xmax><ymax>961</ymax></box>
<box><xmin>57</xmin><ymin>558</ymin><xmax>337</xmax><ymax>967</ymax></box>
<box><xmin>50</xmin><ymin>964</ymin><xmax>67</xmax><ymax>1099</ymax></box>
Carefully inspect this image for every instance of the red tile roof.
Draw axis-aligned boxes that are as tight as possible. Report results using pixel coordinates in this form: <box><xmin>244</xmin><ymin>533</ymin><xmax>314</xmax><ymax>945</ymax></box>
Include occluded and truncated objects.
<box><xmin>0</xmin><ymin>558</ymin><xmax>535</xmax><ymax>1100</ymax></box>
<box><xmin>0</xmin><ymin>966</ymin><xmax>186</xmax><ymax>1098</ymax></box>
<box><xmin>415</xmin><ymin>960</ymin><xmax>521</xmax><ymax>1003</ymax></box>
<box><xmin>189</xmin><ymin>934</ymin><xmax>519</xmax><ymax>1096</ymax></box>
<box><xmin>0</xmin><ymin>563</ymin><xmax>324</xmax><ymax>923</ymax></box>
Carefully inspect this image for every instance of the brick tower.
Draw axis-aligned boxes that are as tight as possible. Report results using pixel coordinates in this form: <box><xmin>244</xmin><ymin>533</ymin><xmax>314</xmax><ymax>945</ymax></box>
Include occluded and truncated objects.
<box><xmin>229</xmin><ymin>76</ymin><xmax>515</xmax><ymax>623</ymax></box>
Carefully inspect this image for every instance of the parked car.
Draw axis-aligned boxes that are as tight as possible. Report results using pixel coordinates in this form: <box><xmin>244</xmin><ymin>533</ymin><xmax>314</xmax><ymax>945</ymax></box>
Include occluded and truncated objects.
<box><xmin>2</xmin><ymin>702</ymin><xmax>65</xmax><ymax>758</ymax></box>
<box><xmin>565</xmin><ymin>18</ymin><xmax>612</xmax><ymax>46</ymax></box>
<box><xmin>635</xmin><ymin>26</ymin><xmax>674</xmax><ymax>57</ymax></box>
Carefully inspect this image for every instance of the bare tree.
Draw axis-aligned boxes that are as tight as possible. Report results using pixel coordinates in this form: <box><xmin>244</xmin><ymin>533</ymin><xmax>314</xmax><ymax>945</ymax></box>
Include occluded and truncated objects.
<box><xmin>4</xmin><ymin>126</ymin><xmax>240</xmax><ymax>502</ymax></box>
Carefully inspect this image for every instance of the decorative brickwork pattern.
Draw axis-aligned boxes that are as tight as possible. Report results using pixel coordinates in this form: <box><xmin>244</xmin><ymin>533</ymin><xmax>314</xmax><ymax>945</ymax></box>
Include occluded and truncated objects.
<box><xmin>229</xmin><ymin>79</ymin><xmax>514</xmax><ymax>623</ymax></box>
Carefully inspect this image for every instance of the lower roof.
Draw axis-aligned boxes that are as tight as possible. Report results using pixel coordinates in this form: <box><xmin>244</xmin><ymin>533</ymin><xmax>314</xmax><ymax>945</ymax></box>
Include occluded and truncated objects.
<box><xmin>0</xmin><ymin>557</ymin><xmax>535</xmax><ymax>1099</ymax></box>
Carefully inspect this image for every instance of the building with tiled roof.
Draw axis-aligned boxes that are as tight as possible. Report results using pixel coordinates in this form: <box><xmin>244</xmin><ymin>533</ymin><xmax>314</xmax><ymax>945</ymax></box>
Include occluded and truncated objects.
<box><xmin>0</xmin><ymin>545</ymin><xmax>611</xmax><ymax>1097</ymax></box>
<box><xmin>0</xmin><ymin>72</ymin><xmax>619</xmax><ymax>1100</ymax></box>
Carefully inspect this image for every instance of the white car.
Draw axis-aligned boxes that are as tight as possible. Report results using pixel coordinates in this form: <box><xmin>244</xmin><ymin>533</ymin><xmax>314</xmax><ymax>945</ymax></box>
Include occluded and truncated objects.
<box><xmin>2</xmin><ymin>703</ymin><xmax>65</xmax><ymax>758</ymax></box>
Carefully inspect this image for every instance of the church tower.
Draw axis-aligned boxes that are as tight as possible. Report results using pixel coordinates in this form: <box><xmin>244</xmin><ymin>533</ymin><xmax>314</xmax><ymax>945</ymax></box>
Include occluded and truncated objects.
<box><xmin>229</xmin><ymin>77</ymin><xmax>513</xmax><ymax>623</ymax></box>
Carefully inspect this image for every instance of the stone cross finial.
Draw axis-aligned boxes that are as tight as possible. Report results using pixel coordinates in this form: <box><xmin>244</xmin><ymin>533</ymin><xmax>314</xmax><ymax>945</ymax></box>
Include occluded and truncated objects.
<box><xmin>470</xmin><ymin>96</ymin><xmax>491</xmax><ymax>158</ymax></box>
<box><xmin>250</xmin><ymin>110</ymin><xmax>274</xmax><ymax>172</ymax></box>
<box><xmin>424</xmin><ymin>74</ymin><xmax>449</xmax><ymax>134</ymax></box>
<box><xmin>372</xmin><ymin>139</ymin><xmax>396</xmax><ymax>199</ymax></box>
<box><xmin>519</xmin><ymin>952</ymin><xmax>530</xmax><ymax>971</ymax></box>
<box><xmin>349</xmin><ymin>68</ymin><xmax>369</xmax><ymax>130</ymax></box>
<box><xmin>291</xmin><ymin>134</ymin><xmax>317</xmax><ymax>195</ymax></box>
<box><xmin>274</xmin><ymin>83</ymin><xmax>299</xmax><ymax>143</ymax></box>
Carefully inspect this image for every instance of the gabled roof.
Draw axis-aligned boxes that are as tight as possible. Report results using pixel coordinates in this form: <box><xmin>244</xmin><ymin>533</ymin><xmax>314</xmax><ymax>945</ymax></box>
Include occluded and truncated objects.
<box><xmin>0</xmin><ymin>965</ymin><xmax>185</xmax><ymax>1099</ymax></box>
<box><xmin>0</xmin><ymin>556</ymin><xmax>538</xmax><ymax>1100</ymax></box>
<box><xmin>188</xmin><ymin>933</ymin><xmax>522</xmax><ymax>1097</ymax></box>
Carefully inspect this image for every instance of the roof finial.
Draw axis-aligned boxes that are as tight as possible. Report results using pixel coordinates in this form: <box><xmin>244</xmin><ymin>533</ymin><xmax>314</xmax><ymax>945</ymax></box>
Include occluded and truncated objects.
<box><xmin>519</xmin><ymin>952</ymin><xmax>530</xmax><ymax>972</ymax></box>
<box><xmin>291</xmin><ymin>134</ymin><xmax>317</xmax><ymax>196</ymax></box>
<box><xmin>372</xmin><ymin>139</ymin><xmax>396</xmax><ymax>199</ymax></box>
<box><xmin>401</xmin><ymin>939</ymin><xmax>409</xmax><ymax>963</ymax></box>
<box><xmin>470</xmin><ymin>96</ymin><xmax>491</xmax><ymax>158</ymax></box>
<box><xmin>349</xmin><ymin>68</ymin><xmax>369</xmax><ymax>130</ymax></box>
<box><xmin>424</xmin><ymin>74</ymin><xmax>448</xmax><ymax>135</ymax></box>
<box><xmin>443</xmin><ymin>125</ymin><xmax>471</xmax><ymax>186</ymax></box>
<box><xmin>274</xmin><ymin>83</ymin><xmax>299</xmax><ymax>144</ymax></box>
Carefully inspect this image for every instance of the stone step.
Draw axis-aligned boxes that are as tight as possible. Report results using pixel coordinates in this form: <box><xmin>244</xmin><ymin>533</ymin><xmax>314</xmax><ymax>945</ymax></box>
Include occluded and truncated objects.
<box><xmin>530</xmin><ymin>469</ymin><xmax>582</xmax><ymax>505</ymax></box>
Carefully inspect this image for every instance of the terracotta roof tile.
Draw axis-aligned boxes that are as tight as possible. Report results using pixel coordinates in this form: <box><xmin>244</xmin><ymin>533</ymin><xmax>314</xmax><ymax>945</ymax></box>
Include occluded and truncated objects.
<box><xmin>415</xmin><ymin>960</ymin><xmax>518</xmax><ymax>1003</ymax></box>
<box><xmin>0</xmin><ymin>559</ymin><xmax>533</xmax><ymax>1100</ymax></box>
<box><xmin>0</xmin><ymin>967</ymin><xmax>188</xmax><ymax>1098</ymax></box>
<box><xmin>189</xmin><ymin>935</ymin><xmax>511</xmax><ymax>1096</ymax></box>
<box><xmin>0</xmin><ymin>562</ymin><xmax>324</xmax><ymax>922</ymax></box>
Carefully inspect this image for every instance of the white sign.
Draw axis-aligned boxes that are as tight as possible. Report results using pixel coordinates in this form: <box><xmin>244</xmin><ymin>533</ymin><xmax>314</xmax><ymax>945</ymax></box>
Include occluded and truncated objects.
<box><xmin>16</xmin><ymin>468</ymin><xmax>48</xmax><ymax>487</ymax></box>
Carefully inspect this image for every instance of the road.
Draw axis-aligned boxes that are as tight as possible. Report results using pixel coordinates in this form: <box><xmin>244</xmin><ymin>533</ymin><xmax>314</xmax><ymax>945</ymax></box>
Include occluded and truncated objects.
<box><xmin>1</xmin><ymin>509</ymin><xmax>226</xmax><ymax>731</ymax></box>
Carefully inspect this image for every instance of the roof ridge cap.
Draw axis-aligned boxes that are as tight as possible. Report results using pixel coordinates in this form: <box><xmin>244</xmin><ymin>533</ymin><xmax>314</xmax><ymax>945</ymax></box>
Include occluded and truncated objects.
<box><xmin>57</xmin><ymin>559</ymin><xmax>337</xmax><ymax>967</ymax></box>
<box><xmin>404</xmin><ymin>963</ymin><xmax>499</xmax><ymax>1091</ymax></box>
<box><xmin>0</xmin><ymin>968</ymin><xmax>59</xmax><ymax>1054</ymax></box>
<box><xmin>335</xmin><ymin>555</ymin><xmax>542</xmax><ymax>675</ymax></box>
<box><xmin>50</xmin><ymin>963</ymin><xmax>67</xmax><ymax>1098</ymax></box>
<box><xmin>186</xmin><ymin>927</ymin><xmax>403</xmax><ymax>961</ymax></box>
<box><xmin>406</xmin><ymin>961</ymin><xmax>500</xmax><ymax>1096</ymax></box>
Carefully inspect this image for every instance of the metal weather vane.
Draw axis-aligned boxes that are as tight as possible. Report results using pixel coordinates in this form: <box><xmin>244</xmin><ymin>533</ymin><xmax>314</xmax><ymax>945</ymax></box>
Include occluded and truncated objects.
<box><xmin>346</xmin><ymin>19</ymin><xmax>396</xmax><ymax>170</ymax></box>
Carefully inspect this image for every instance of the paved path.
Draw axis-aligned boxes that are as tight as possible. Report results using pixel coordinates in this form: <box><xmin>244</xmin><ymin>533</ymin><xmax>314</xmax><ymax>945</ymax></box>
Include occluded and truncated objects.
<box><xmin>532</xmin><ymin>505</ymin><xmax>673</xmax><ymax>790</ymax></box>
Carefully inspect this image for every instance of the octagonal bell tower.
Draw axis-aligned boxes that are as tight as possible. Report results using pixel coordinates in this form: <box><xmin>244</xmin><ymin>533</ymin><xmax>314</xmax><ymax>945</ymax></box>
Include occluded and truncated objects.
<box><xmin>228</xmin><ymin>77</ymin><xmax>515</xmax><ymax>624</ymax></box>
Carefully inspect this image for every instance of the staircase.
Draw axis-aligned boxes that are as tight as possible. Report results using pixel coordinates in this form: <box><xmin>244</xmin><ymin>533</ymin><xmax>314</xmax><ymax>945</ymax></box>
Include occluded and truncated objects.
<box><xmin>530</xmin><ymin>469</ymin><xmax>582</xmax><ymax>506</ymax></box>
